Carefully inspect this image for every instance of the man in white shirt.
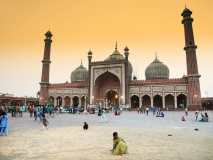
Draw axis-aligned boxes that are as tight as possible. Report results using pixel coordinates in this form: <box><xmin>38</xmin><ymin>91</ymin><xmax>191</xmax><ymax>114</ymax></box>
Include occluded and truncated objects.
<box><xmin>185</xmin><ymin>107</ymin><xmax>188</xmax><ymax>116</ymax></box>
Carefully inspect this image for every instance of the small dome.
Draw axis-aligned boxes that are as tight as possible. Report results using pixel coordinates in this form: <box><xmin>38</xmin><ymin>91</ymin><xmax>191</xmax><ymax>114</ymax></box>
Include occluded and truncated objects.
<box><xmin>71</xmin><ymin>62</ymin><xmax>88</xmax><ymax>83</ymax></box>
<box><xmin>145</xmin><ymin>58</ymin><xmax>169</xmax><ymax>80</ymax></box>
<box><xmin>183</xmin><ymin>8</ymin><xmax>190</xmax><ymax>12</ymax></box>
<box><xmin>105</xmin><ymin>45</ymin><xmax>133</xmax><ymax>77</ymax></box>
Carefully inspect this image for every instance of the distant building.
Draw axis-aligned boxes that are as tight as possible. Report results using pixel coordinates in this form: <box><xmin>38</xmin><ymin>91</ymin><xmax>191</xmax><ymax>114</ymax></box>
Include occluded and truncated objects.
<box><xmin>39</xmin><ymin>7</ymin><xmax>202</xmax><ymax>111</ymax></box>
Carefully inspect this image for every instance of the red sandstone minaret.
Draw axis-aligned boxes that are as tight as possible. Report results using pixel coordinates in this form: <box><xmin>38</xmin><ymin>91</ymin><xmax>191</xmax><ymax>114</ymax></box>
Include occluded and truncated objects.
<box><xmin>39</xmin><ymin>30</ymin><xmax>53</xmax><ymax>105</ymax></box>
<box><xmin>181</xmin><ymin>7</ymin><xmax>202</xmax><ymax>110</ymax></box>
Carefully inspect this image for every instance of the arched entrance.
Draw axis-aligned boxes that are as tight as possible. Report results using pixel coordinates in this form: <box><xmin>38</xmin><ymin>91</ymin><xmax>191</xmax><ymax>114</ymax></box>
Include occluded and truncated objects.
<box><xmin>106</xmin><ymin>90</ymin><xmax>119</xmax><ymax>107</ymax></box>
<box><xmin>48</xmin><ymin>96</ymin><xmax>54</xmax><ymax>106</ymax></box>
<box><xmin>72</xmin><ymin>96</ymin><xmax>79</xmax><ymax>107</ymax></box>
<box><xmin>177</xmin><ymin>94</ymin><xmax>187</xmax><ymax>108</ymax></box>
<box><xmin>165</xmin><ymin>94</ymin><xmax>174</xmax><ymax>108</ymax></box>
<box><xmin>142</xmin><ymin>95</ymin><xmax>151</xmax><ymax>107</ymax></box>
<box><xmin>64</xmin><ymin>96</ymin><xmax>71</xmax><ymax>107</ymax></box>
<box><xmin>95</xmin><ymin>71</ymin><xmax>120</xmax><ymax>106</ymax></box>
<box><xmin>154</xmin><ymin>95</ymin><xmax>162</xmax><ymax>107</ymax></box>
<box><xmin>131</xmin><ymin>95</ymin><xmax>139</xmax><ymax>108</ymax></box>
<box><xmin>56</xmin><ymin>96</ymin><xmax>62</xmax><ymax>107</ymax></box>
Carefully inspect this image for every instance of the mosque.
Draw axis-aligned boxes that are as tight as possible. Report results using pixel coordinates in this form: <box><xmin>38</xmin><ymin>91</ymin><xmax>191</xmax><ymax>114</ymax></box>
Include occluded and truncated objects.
<box><xmin>38</xmin><ymin>7</ymin><xmax>202</xmax><ymax>110</ymax></box>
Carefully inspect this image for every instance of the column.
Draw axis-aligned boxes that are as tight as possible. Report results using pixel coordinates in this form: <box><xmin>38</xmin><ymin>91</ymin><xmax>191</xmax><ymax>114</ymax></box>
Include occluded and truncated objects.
<box><xmin>84</xmin><ymin>97</ymin><xmax>87</xmax><ymax>109</ymax></box>
<box><xmin>79</xmin><ymin>97</ymin><xmax>82</xmax><ymax>107</ymax></box>
<box><xmin>129</xmin><ymin>98</ymin><xmax>131</xmax><ymax>108</ymax></box>
<box><xmin>163</xmin><ymin>97</ymin><xmax>165</xmax><ymax>108</ymax></box>
<box><xmin>151</xmin><ymin>97</ymin><xmax>153</xmax><ymax>108</ymax></box>
<box><xmin>70</xmin><ymin>98</ymin><xmax>72</xmax><ymax>107</ymax></box>
<box><xmin>141</xmin><ymin>98</ymin><xmax>143</xmax><ymax>108</ymax></box>
<box><xmin>62</xmin><ymin>98</ymin><xmax>65</xmax><ymax>107</ymax></box>
<box><xmin>71</xmin><ymin>98</ymin><xmax>73</xmax><ymax>107</ymax></box>
<box><xmin>54</xmin><ymin>98</ymin><xmax>57</xmax><ymax>106</ymax></box>
<box><xmin>174</xmin><ymin>97</ymin><xmax>177</xmax><ymax>108</ymax></box>
<box><xmin>139</xmin><ymin>96</ymin><xmax>141</xmax><ymax>108</ymax></box>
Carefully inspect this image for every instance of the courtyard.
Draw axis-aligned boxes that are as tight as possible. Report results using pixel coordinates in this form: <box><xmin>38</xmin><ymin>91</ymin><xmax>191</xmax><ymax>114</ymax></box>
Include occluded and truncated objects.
<box><xmin>0</xmin><ymin>111</ymin><xmax>213</xmax><ymax>160</ymax></box>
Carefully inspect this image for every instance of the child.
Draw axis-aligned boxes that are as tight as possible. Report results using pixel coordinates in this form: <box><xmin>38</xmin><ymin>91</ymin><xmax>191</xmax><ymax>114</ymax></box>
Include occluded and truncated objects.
<box><xmin>111</xmin><ymin>132</ymin><xmax>128</xmax><ymax>155</ymax></box>
<box><xmin>0</xmin><ymin>112</ymin><xmax>8</xmax><ymax>136</ymax></box>
<box><xmin>182</xmin><ymin>116</ymin><xmax>185</xmax><ymax>121</ymax></box>
<box><xmin>83</xmin><ymin>122</ymin><xmax>88</xmax><ymax>130</ymax></box>
<box><xmin>39</xmin><ymin>115</ymin><xmax>49</xmax><ymax>131</ymax></box>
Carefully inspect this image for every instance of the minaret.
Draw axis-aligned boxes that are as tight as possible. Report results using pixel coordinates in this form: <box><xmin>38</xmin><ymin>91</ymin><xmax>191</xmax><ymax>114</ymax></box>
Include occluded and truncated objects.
<box><xmin>181</xmin><ymin>7</ymin><xmax>202</xmax><ymax>110</ymax></box>
<box><xmin>124</xmin><ymin>46</ymin><xmax>129</xmax><ymax>107</ymax></box>
<box><xmin>87</xmin><ymin>50</ymin><xmax>93</xmax><ymax>105</ymax></box>
<box><xmin>39</xmin><ymin>30</ymin><xmax>53</xmax><ymax>105</ymax></box>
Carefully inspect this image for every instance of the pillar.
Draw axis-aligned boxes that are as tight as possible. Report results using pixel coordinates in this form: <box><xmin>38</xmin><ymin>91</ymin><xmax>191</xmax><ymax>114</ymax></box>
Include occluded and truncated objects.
<box><xmin>163</xmin><ymin>97</ymin><xmax>165</xmax><ymax>108</ymax></box>
<box><xmin>174</xmin><ymin>98</ymin><xmax>177</xmax><ymax>108</ymax></box>
<box><xmin>84</xmin><ymin>97</ymin><xmax>87</xmax><ymax>109</ymax></box>
<box><xmin>54</xmin><ymin>98</ymin><xmax>57</xmax><ymax>106</ymax></box>
<box><xmin>151</xmin><ymin>97</ymin><xmax>153</xmax><ymax>108</ymax></box>
<box><xmin>139</xmin><ymin>96</ymin><xmax>141</xmax><ymax>108</ymax></box>
<box><xmin>62</xmin><ymin>98</ymin><xmax>65</xmax><ymax>107</ymax></box>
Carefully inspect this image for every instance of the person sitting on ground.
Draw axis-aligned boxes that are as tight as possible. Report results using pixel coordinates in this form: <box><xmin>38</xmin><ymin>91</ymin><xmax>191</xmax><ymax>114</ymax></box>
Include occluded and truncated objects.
<box><xmin>83</xmin><ymin>122</ymin><xmax>88</xmax><ymax>130</ymax></box>
<box><xmin>160</xmin><ymin>112</ymin><xmax>164</xmax><ymax>117</ymax></box>
<box><xmin>111</xmin><ymin>132</ymin><xmax>128</xmax><ymax>155</ymax></box>
<box><xmin>205</xmin><ymin>113</ymin><xmax>208</xmax><ymax>118</ymax></box>
<box><xmin>197</xmin><ymin>113</ymin><xmax>203</xmax><ymax>122</ymax></box>
<box><xmin>182</xmin><ymin>116</ymin><xmax>185</xmax><ymax>121</ymax></box>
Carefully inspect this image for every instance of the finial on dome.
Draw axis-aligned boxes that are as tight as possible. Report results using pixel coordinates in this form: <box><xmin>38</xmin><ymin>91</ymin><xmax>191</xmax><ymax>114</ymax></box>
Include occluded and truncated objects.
<box><xmin>115</xmin><ymin>41</ymin><xmax>117</xmax><ymax>50</ymax></box>
<box><xmin>185</xmin><ymin>5</ymin><xmax>186</xmax><ymax>9</ymax></box>
<box><xmin>81</xmin><ymin>59</ymin><xmax>82</xmax><ymax>65</ymax></box>
<box><xmin>155</xmin><ymin>52</ymin><xmax>157</xmax><ymax>59</ymax></box>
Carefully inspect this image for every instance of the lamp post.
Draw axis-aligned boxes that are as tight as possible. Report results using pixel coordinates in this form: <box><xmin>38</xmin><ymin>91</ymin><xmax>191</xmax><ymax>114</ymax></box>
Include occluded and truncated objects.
<box><xmin>24</xmin><ymin>96</ymin><xmax>27</xmax><ymax>108</ymax></box>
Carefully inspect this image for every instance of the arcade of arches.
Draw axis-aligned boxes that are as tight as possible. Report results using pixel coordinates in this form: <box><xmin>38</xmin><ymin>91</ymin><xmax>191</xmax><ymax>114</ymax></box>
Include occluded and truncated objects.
<box><xmin>130</xmin><ymin>94</ymin><xmax>187</xmax><ymax>108</ymax></box>
<box><xmin>47</xmin><ymin>96</ymin><xmax>88</xmax><ymax>108</ymax></box>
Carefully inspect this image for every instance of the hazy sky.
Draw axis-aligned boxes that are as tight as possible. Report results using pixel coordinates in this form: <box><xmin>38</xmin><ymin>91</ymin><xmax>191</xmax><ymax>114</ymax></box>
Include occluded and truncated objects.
<box><xmin>0</xmin><ymin>0</ymin><xmax>212</xmax><ymax>98</ymax></box>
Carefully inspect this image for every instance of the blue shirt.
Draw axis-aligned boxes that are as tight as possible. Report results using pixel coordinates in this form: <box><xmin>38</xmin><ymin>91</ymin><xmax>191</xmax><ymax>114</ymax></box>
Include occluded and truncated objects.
<box><xmin>0</xmin><ymin>115</ymin><xmax>8</xmax><ymax>127</ymax></box>
<box><xmin>46</xmin><ymin>107</ymin><xmax>50</xmax><ymax>112</ymax></box>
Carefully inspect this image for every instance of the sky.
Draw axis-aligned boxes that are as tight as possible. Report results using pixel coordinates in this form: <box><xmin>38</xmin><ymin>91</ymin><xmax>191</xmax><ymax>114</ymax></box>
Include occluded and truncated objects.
<box><xmin>0</xmin><ymin>0</ymin><xmax>213</xmax><ymax>98</ymax></box>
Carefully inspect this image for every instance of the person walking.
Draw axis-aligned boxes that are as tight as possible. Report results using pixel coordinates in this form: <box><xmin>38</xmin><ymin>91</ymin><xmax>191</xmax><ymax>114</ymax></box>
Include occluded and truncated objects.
<box><xmin>137</xmin><ymin>107</ymin><xmax>140</xmax><ymax>114</ymax></box>
<box><xmin>55</xmin><ymin>106</ymin><xmax>58</xmax><ymax>115</ymax></box>
<box><xmin>153</xmin><ymin>107</ymin><xmax>156</xmax><ymax>115</ymax></box>
<box><xmin>38</xmin><ymin>107</ymin><xmax>43</xmax><ymax>121</ymax></box>
<box><xmin>143</xmin><ymin>107</ymin><xmax>146</xmax><ymax>114</ymax></box>
<box><xmin>19</xmin><ymin>105</ymin><xmax>23</xmax><ymax>117</ymax></box>
<box><xmin>15</xmin><ymin>106</ymin><xmax>19</xmax><ymax>117</ymax></box>
<box><xmin>30</xmin><ymin>106</ymin><xmax>33</xmax><ymax>117</ymax></box>
<box><xmin>146</xmin><ymin>107</ymin><xmax>149</xmax><ymax>116</ymax></box>
<box><xmin>46</xmin><ymin>106</ymin><xmax>50</xmax><ymax>117</ymax></box>
<box><xmin>120</xmin><ymin>107</ymin><xmax>123</xmax><ymax>114</ymax></box>
<box><xmin>39</xmin><ymin>115</ymin><xmax>49</xmax><ymax>131</ymax></box>
<box><xmin>34</xmin><ymin>106</ymin><xmax>38</xmax><ymax>121</ymax></box>
<box><xmin>185</xmin><ymin>107</ymin><xmax>188</xmax><ymax>116</ymax></box>
<box><xmin>49</xmin><ymin>106</ymin><xmax>52</xmax><ymax>116</ymax></box>
<box><xmin>100</xmin><ymin>108</ymin><xmax>108</xmax><ymax>123</ymax></box>
<box><xmin>0</xmin><ymin>112</ymin><xmax>8</xmax><ymax>136</ymax></box>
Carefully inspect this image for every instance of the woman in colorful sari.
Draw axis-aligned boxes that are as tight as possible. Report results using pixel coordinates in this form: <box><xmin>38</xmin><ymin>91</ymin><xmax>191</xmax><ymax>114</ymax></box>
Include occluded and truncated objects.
<box><xmin>112</xmin><ymin>132</ymin><xmax>128</xmax><ymax>155</ymax></box>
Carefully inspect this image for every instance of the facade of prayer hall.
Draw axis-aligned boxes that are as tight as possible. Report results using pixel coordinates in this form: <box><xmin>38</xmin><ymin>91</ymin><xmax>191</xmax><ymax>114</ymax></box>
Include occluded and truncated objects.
<box><xmin>38</xmin><ymin>7</ymin><xmax>202</xmax><ymax>111</ymax></box>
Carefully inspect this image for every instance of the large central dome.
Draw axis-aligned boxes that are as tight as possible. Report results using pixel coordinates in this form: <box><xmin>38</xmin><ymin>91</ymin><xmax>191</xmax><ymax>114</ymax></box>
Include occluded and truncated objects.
<box><xmin>145</xmin><ymin>57</ymin><xmax>169</xmax><ymax>80</ymax></box>
<box><xmin>105</xmin><ymin>44</ymin><xmax>133</xmax><ymax>77</ymax></box>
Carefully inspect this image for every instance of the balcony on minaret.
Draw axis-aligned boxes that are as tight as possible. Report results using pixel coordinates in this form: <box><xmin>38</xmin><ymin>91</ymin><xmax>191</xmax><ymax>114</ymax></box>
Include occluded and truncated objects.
<box><xmin>45</xmin><ymin>30</ymin><xmax>53</xmax><ymax>39</ymax></box>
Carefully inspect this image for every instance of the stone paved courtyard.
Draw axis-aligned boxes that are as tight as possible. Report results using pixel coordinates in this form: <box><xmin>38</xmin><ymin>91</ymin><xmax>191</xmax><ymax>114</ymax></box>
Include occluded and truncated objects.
<box><xmin>0</xmin><ymin>111</ymin><xmax>213</xmax><ymax>160</ymax></box>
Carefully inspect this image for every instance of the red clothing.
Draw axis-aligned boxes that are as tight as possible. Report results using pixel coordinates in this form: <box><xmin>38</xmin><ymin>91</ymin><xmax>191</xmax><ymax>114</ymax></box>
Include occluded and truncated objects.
<box><xmin>30</xmin><ymin>107</ymin><xmax>33</xmax><ymax>111</ymax></box>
